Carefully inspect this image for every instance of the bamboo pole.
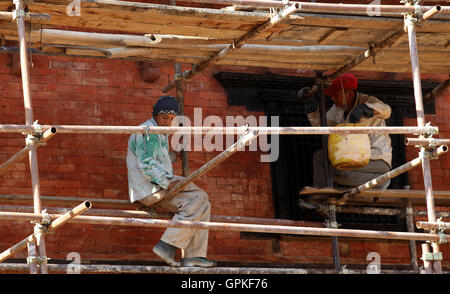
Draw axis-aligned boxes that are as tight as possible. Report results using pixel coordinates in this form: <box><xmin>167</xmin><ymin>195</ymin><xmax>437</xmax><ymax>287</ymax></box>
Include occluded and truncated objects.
<box><xmin>0</xmin><ymin>127</ymin><xmax>56</xmax><ymax>176</ymax></box>
<box><xmin>0</xmin><ymin>263</ymin><xmax>432</xmax><ymax>274</ymax></box>
<box><xmin>0</xmin><ymin>211</ymin><xmax>447</xmax><ymax>242</ymax></box>
<box><xmin>316</xmin><ymin>79</ymin><xmax>341</xmax><ymax>271</ymax></box>
<box><xmin>0</xmin><ymin>204</ymin><xmax>325</xmax><ymax>227</ymax></box>
<box><xmin>162</xmin><ymin>130</ymin><xmax>258</xmax><ymax>201</ymax></box>
<box><xmin>406</xmin><ymin>199</ymin><xmax>419</xmax><ymax>270</ymax></box>
<box><xmin>0</xmin><ymin>124</ymin><xmax>438</xmax><ymax>135</ymax></box>
<box><xmin>416</xmin><ymin>221</ymin><xmax>450</xmax><ymax>231</ymax></box>
<box><xmin>406</xmin><ymin>9</ymin><xmax>442</xmax><ymax>274</ymax></box>
<box><xmin>179</xmin><ymin>0</ymin><xmax>449</xmax><ymax>15</ymax></box>
<box><xmin>421</xmin><ymin>243</ymin><xmax>433</xmax><ymax>274</ymax></box>
<box><xmin>405</xmin><ymin>138</ymin><xmax>450</xmax><ymax>147</ymax></box>
<box><xmin>13</xmin><ymin>0</ymin><xmax>49</xmax><ymax>274</ymax></box>
<box><xmin>162</xmin><ymin>3</ymin><xmax>300</xmax><ymax>93</ymax></box>
<box><xmin>0</xmin><ymin>11</ymin><xmax>50</xmax><ymax>21</ymax></box>
<box><xmin>324</xmin><ymin>31</ymin><xmax>405</xmax><ymax>82</ymax></box>
<box><xmin>0</xmin><ymin>201</ymin><xmax>91</xmax><ymax>263</ymax></box>
<box><xmin>423</xmin><ymin>77</ymin><xmax>450</xmax><ymax>105</ymax></box>
<box><xmin>174</xmin><ymin>62</ymin><xmax>189</xmax><ymax>177</ymax></box>
<box><xmin>337</xmin><ymin>145</ymin><xmax>448</xmax><ymax>205</ymax></box>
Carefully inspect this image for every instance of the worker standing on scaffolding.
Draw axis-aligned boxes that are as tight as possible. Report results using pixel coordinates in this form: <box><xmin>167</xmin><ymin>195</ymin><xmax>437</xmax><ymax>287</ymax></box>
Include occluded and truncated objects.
<box><xmin>297</xmin><ymin>73</ymin><xmax>393</xmax><ymax>189</ymax></box>
<box><xmin>126</xmin><ymin>95</ymin><xmax>216</xmax><ymax>268</ymax></box>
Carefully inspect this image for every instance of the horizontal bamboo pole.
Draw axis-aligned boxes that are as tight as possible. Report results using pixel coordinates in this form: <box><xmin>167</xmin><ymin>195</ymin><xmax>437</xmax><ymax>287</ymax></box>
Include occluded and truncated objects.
<box><xmin>0</xmin><ymin>211</ymin><xmax>447</xmax><ymax>242</ymax></box>
<box><xmin>0</xmin><ymin>11</ymin><xmax>50</xmax><ymax>21</ymax></box>
<box><xmin>0</xmin><ymin>124</ymin><xmax>438</xmax><ymax>135</ymax></box>
<box><xmin>0</xmin><ymin>201</ymin><xmax>91</xmax><ymax>263</ymax></box>
<box><xmin>416</xmin><ymin>221</ymin><xmax>450</xmax><ymax>231</ymax></box>
<box><xmin>405</xmin><ymin>138</ymin><xmax>450</xmax><ymax>147</ymax></box>
<box><xmin>0</xmin><ymin>127</ymin><xmax>56</xmax><ymax>176</ymax></box>
<box><xmin>181</xmin><ymin>0</ymin><xmax>449</xmax><ymax>15</ymax></box>
<box><xmin>0</xmin><ymin>263</ymin><xmax>430</xmax><ymax>274</ymax></box>
<box><xmin>0</xmin><ymin>204</ymin><xmax>324</xmax><ymax>227</ymax></box>
<box><xmin>337</xmin><ymin>145</ymin><xmax>448</xmax><ymax>205</ymax></box>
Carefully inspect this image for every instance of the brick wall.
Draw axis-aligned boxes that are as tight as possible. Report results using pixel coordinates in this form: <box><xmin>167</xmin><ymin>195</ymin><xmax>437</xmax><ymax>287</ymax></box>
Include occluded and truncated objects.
<box><xmin>0</xmin><ymin>53</ymin><xmax>449</xmax><ymax>269</ymax></box>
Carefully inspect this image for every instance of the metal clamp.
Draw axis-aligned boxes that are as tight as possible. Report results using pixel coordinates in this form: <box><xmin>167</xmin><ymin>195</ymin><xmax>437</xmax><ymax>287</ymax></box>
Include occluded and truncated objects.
<box><xmin>27</xmin><ymin>256</ymin><xmax>49</xmax><ymax>265</ymax></box>
<box><xmin>436</xmin><ymin>218</ymin><xmax>447</xmax><ymax>244</ymax></box>
<box><xmin>12</xmin><ymin>9</ymin><xmax>26</xmax><ymax>20</ymax></box>
<box><xmin>424</xmin><ymin>122</ymin><xmax>439</xmax><ymax>138</ymax></box>
<box><xmin>422</xmin><ymin>252</ymin><xmax>443</xmax><ymax>261</ymax></box>
<box><xmin>419</xmin><ymin>147</ymin><xmax>438</xmax><ymax>160</ymax></box>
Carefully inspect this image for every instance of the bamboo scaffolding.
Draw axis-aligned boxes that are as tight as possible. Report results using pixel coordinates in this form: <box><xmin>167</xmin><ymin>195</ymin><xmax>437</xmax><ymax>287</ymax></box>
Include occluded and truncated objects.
<box><xmin>0</xmin><ymin>124</ymin><xmax>438</xmax><ymax>135</ymax></box>
<box><xmin>162</xmin><ymin>3</ymin><xmax>300</xmax><ymax>93</ymax></box>
<box><xmin>0</xmin><ymin>127</ymin><xmax>56</xmax><ymax>176</ymax></box>
<box><xmin>0</xmin><ymin>0</ymin><xmax>447</xmax><ymax>274</ymax></box>
<box><xmin>0</xmin><ymin>201</ymin><xmax>91</xmax><ymax>263</ymax></box>
<box><xmin>0</xmin><ymin>211</ymin><xmax>448</xmax><ymax>242</ymax></box>
<box><xmin>337</xmin><ymin>145</ymin><xmax>448</xmax><ymax>205</ymax></box>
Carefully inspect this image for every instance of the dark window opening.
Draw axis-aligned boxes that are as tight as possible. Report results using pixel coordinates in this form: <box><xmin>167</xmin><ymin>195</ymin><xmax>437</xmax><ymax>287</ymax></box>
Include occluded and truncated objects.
<box><xmin>215</xmin><ymin>72</ymin><xmax>438</xmax><ymax>231</ymax></box>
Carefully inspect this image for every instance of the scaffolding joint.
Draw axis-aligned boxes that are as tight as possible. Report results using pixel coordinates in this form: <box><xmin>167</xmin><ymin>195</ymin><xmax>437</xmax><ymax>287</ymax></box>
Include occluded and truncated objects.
<box><xmin>27</xmin><ymin>255</ymin><xmax>49</xmax><ymax>265</ymax></box>
<box><xmin>31</xmin><ymin>209</ymin><xmax>52</xmax><ymax>233</ymax></box>
<box><xmin>12</xmin><ymin>9</ymin><xmax>26</xmax><ymax>21</ymax></box>
<box><xmin>436</xmin><ymin>218</ymin><xmax>447</xmax><ymax>244</ymax></box>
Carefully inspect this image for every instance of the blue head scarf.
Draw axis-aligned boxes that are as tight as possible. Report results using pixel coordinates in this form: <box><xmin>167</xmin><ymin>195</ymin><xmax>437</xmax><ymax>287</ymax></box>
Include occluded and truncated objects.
<box><xmin>152</xmin><ymin>95</ymin><xmax>179</xmax><ymax>116</ymax></box>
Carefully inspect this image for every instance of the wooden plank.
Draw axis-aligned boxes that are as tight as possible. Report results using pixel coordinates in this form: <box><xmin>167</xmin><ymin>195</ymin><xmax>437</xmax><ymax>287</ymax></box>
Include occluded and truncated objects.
<box><xmin>317</xmin><ymin>27</ymin><xmax>347</xmax><ymax>45</ymax></box>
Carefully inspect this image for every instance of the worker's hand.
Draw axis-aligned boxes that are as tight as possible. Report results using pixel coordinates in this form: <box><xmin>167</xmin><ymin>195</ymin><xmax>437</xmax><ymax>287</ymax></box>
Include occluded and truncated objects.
<box><xmin>349</xmin><ymin>104</ymin><xmax>375</xmax><ymax>123</ymax></box>
<box><xmin>297</xmin><ymin>86</ymin><xmax>318</xmax><ymax>113</ymax></box>
<box><xmin>296</xmin><ymin>87</ymin><xmax>314</xmax><ymax>102</ymax></box>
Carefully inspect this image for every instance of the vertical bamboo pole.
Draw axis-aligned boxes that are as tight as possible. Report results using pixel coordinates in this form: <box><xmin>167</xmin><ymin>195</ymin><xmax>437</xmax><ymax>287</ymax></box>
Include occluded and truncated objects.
<box><xmin>174</xmin><ymin>63</ymin><xmax>189</xmax><ymax>177</ymax></box>
<box><xmin>317</xmin><ymin>80</ymin><xmax>341</xmax><ymax>271</ymax></box>
<box><xmin>14</xmin><ymin>0</ymin><xmax>47</xmax><ymax>274</ymax></box>
<box><xmin>405</xmin><ymin>12</ymin><xmax>440</xmax><ymax>274</ymax></box>
<box><xmin>170</xmin><ymin>0</ymin><xmax>189</xmax><ymax>177</ymax></box>
<box><xmin>406</xmin><ymin>199</ymin><xmax>419</xmax><ymax>270</ymax></box>
<box><xmin>421</xmin><ymin>243</ymin><xmax>433</xmax><ymax>274</ymax></box>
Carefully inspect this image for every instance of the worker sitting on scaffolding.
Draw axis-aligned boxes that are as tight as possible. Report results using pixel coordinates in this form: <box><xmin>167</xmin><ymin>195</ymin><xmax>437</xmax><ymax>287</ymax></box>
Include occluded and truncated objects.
<box><xmin>126</xmin><ymin>95</ymin><xmax>216</xmax><ymax>268</ymax></box>
<box><xmin>297</xmin><ymin>73</ymin><xmax>392</xmax><ymax>189</ymax></box>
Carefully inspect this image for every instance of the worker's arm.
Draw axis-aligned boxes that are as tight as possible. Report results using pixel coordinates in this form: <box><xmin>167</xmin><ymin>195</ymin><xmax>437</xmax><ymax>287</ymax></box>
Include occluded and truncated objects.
<box><xmin>362</xmin><ymin>95</ymin><xmax>391</xmax><ymax>120</ymax></box>
<box><xmin>134</xmin><ymin>133</ymin><xmax>172</xmax><ymax>189</ymax></box>
<box><xmin>298</xmin><ymin>86</ymin><xmax>339</xmax><ymax>126</ymax></box>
